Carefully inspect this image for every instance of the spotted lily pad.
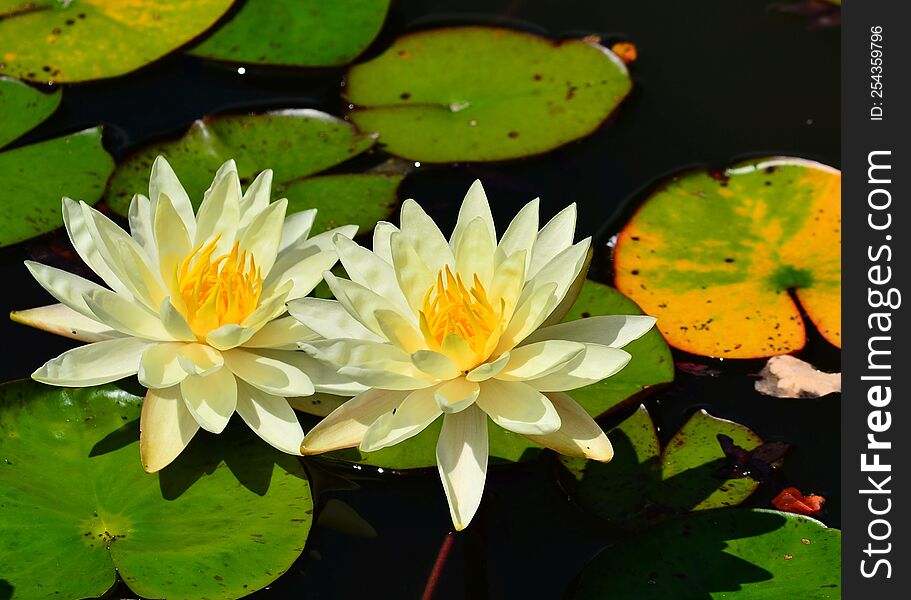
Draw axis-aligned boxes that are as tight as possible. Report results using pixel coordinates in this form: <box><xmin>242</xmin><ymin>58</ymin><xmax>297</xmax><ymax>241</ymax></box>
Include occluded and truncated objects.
<box><xmin>106</xmin><ymin>110</ymin><xmax>403</xmax><ymax>232</ymax></box>
<box><xmin>324</xmin><ymin>280</ymin><xmax>672</xmax><ymax>470</ymax></box>
<box><xmin>188</xmin><ymin>0</ymin><xmax>391</xmax><ymax>67</ymax></box>
<box><xmin>575</xmin><ymin>509</ymin><xmax>841</xmax><ymax>598</ymax></box>
<box><xmin>0</xmin><ymin>76</ymin><xmax>60</xmax><ymax>148</ymax></box>
<box><xmin>0</xmin><ymin>0</ymin><xmax>235</xmax><ymax>83</ymax></box>
<box><xmin>614</xmin><ymin>157</ymin><xmax>841</xmax><ymax>358</ymax></box>
<box><xmin>560</xmin><ymin>407</ymin><xmax>763</xmax><ymax>528</ymax></box>
<box><xmin>344</xmin><ymin>27</ymin><xmax>632</xmax><ymax>162</ymax></box>
<box><xmin>0</xmin><ymin>381</ymin><xmax>313</xmax><ymax>600</ymax></box>
<box><xmin>0</xmin><ymin>127</ymin><xmax>114</xmax><ymax>248</ymax></box>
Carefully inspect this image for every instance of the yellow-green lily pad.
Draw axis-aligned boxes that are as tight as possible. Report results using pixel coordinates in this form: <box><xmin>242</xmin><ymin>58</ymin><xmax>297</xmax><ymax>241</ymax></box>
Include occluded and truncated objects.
<box><xmin>614</xmin><ymin>157</ymin><xmax>841</xmax><ymax>358</ymax></box>
<box><xmin>188</xmin><ymin>0</ymin><xmax>391</xmax><ymax>67</ymax></box>
<box><xmin>0</xmin><ymin>380</ymin><xmax>313</xmax><ymax>600</ymax></box>
<box><xmin>345</xmin><ymin>27</ymin><xmax>632</xmax><ymax>162</ymax></box>
<box><xmin>0</xmin><ymin>0</ymin><xmax>235</xmax><ymax>83</ymax></box>
<box><xmin>575</xmin><ymin>509</ymin><xmax>841</xmax><ymax>598</ymax></box>
<box><xmin>0</xmin><ymin>76</ymin><xmax>60</xmax><ymax>148</ymax></box>
<box><xmin>0</xmin><ymin>127</ymin><xmax>114</xmax><ymax>248</ymax></box>
<box><xmin>323</xmin><ymin>280</ymin><xmax>672</xmax><ymax>470</ymax></box>
<box><xmin>105</xmin><ymin>110</ymin><xmax>403</xmax><ymax>233</ymax></box>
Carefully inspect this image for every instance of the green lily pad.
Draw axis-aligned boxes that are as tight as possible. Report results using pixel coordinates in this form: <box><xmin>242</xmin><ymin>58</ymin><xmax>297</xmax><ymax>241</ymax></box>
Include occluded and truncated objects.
<box><xmin>0</xmin><ymin>0</ymin><xmax>235</xmax><ymax>83</ymax></box>
<box><xmin>0</xmin><ymin>76</ymin><xmax>60</xmax><ymax>148</ymax></box>
<box><xmin>658</xmin><ymin>409</ymin><xmax>763</xmax><ymax>511</ymax></box>
<box><xmin>0</xmin><ymin>127</ymin><xmax>114</xmax><ymax>248</ymax></box>
<box><xmin>558</xmin><ymin>405</ymin><xmax>660</xmax><ymax>527</ymax></box>
<box><xmin>559</xmin><ymin>408</ymin><xmax>765</xmax><ymax>527</ymax></box>
<box><xmin>188</xmin><ymin>0</ymin><xmax>391</xmax><ymax>67</ymax></box>
<box><xmin>0</xmin><ymin>380</ymin><xmax>313</xmax><ymax>600</ymax></box>
<box><xmin>614</xmin><ymin>157</ymin><xmax>841</xmax><ymax>358</ymax></box>
<box><xmin>325</xmin><ymin>280</ymin><xmax>671</xmax><ymax>470</ymax></box>
<box><xmin>575</xmin><ymin>509</ymin><xmax>841</xmax><ymax>598</ymax></box>
<box><xmin>105</xmin><ymin>110</ymin><xmax>403</xmax><ymax>233</ymax></box>
<box><xmin>344</xmin><ymin>26</ymin><xmax>632</xmax><ymax>162</ymax></box>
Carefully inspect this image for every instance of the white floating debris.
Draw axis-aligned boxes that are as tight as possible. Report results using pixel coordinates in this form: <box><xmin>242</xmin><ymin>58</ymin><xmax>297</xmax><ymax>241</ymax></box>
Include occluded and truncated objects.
<box><xmin>755</xmin><ymin>355</ymin><xmax>841</xmax><ymax>399</ymax></box>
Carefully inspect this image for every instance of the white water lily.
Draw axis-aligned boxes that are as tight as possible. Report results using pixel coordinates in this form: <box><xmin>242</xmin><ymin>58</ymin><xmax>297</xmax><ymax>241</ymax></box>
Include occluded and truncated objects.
<box><xmin>289</xmin><ymin>181</ymin><xmax>656</xmax><ymax>530</ymax></box>
<box><xmin>13</xmin><ymin>157</ymin><xmax>362</xmax><ymax>471</ymax></box>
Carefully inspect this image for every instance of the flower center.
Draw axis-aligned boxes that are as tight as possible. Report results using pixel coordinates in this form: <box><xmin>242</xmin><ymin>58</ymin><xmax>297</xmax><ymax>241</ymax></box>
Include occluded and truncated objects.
<box><xmin>176</xmin><ymin>237</ymin><xmax>262</xmax><ymax>338</ymax></box>
<box><xmin>419</xmin><ymin>265</ymin><xmax>499</xmax><ymax>363</ymax></box>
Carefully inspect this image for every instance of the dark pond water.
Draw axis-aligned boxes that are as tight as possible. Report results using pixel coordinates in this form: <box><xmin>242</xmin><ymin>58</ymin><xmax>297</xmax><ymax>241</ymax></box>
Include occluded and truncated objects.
<box><xmin>0</xmin><ymin>0</ymin><xmax>839</xmax><ymax>598</ymax></box>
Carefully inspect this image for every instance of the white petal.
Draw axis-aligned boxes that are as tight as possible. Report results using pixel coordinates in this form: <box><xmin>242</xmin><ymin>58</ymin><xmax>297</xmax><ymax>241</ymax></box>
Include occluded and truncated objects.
<box><xmin>149</xmin><ymin>156</ymin><xmax>196</xmax><ymax>238</ymax></box>
<box><xmin>520</xmin><ymin>238</ymin><xmax>591</xmax><ymax>318</ymax></box>
<box><xmin>239</xmin><ymin>169</ymin><xmax>273</xmax><ymax>229</ymax></box>
<box><xmin>24</xmin><ymin>260</ymin><xmax>108</xmax><ymax>320</ymax></box>
<box><xmin>527</xmin><ymin>345</ymin><xmax>632</xmax><ymax>392</ymax></box>
<box><xmin>154</xmin><ymin>191</ymin><xmax>193</xmax><ymax>295</ymax></box>
<box><xmin>176</xmin><ymin>343</ymin><xmax>224</xmax><ymax>376</ymax></box>
<box><xmin>235</xmin><ymin>380</ymin><xmax>304</xmax><ymax>455</ymax></box>
<box><xmin>523</xmin><ymin>392</ymin><xmax>613</xmax><ymax>461</ymax></box>
<box><xmin>139</xmin><ymin>342</ymin><xmax>188</xmax><ymax>389</ymax></box>
<box><xmin>267</xmin><ymin>249</ymin><xmax>338</xmax><ymax>301</ymax></box>
<box><xmin>159</xmin><ymin>298</ymin><xmax>196</xmax><ymax>341</ymax></box>
<box><xmin>240</xmin><ymin>281</ymin><xmax>292</xmax><ymax>331</ymax></box>
<box><xmin>335</xmin><ymin>234</ymin><xmax>410</xmax><ymax>314</ymax></box>
<box><xmin>301</xmin><ymin>388</ymin><xmax>409</xmax><ymax>453</ymax></box>
<box><xmin>279</xmin><ymin>208</ymin><xmax>316</xmax><ymax>253</ymax></box>
<box><xmin>434</xmin><ymin>377</ymin><xmax>480</xmax><ymax>413</ymax></box>
<box><xmin>206</xmin><ymin>324</ymin><xmax>254</xmax><ymax>351</ymax></box>
<box><xmin>325</xmin><ymin>272</ymin><xmax>416</xmax><ymax>337</ymax></box>
<box><xmin>223</xmin><ymin>348</ymin><xmax>315</xmax><ymax>396</ymax></box>
<box><xmin>495</xmin><ymin>282</ymin><xmax>558</xmax><ymax>354</ymax></box>
<box><xmin>128</xmin><ymin>193</ymin><xmax>156</xmax><ymax>260</ymax></box>
<box><xmin>530</xmin><ymin>203</ymin><xmax>576</xmax><ymax>277</ymax></box>
<box><xmin>194</xmin><ymin>165</ymin><xmax>241</xmax><ymax>252</ymax></box>
<box><xmin>237</xmin><ymin>197</ymin><xmax>286</xmax><ymax>278</ymax></box>
<box><xmin>301</xmin><ymin>339</ymin><xmax>432</xmax><ymax>390</ymax></box>
<box><xmin>453</xmin><ymin>217</ymin><xmax>495</xmax><ymax>286</ymax></box>
<box><xmin>436</xmin><ymin>405</ymin><xmax>489</xmax><ymax>531</ymax></box>
<box><xmin>411</xmin><ymin>350</ymin><xmax>460</xmax><ymax>380</ymax></box>
<box><xmin>374</xmin><ymin>308</ymin><xmax>426</xmax><ymax>354</ymax></box>
<box><xmin>451</xmin><ymin>180</ymin><xmax>495</xmax><ymax>250</ymax></box>
<box><xmin>243</xmin><ymin>317</ymin><xmax>318</xmax><ymax>349</ymax></box>
<box><xmin>496</xmin><ymin>340</ymin><xmax>585</xmax><ymax>381</ymax></box>
<box><xmin>488</xmin><ymin>250</ymin><xmax>527</xmax><ymax>324</ymax></box>
<box><xmin>522</xmin><ymin>315</ymin><xmax>657</xmax><ymax>348</ymax></box>
<box><xmin>359</xmin><ymin>386</ymin><xmax>442</xmax><ymax>452</ymax></box>
<box><xmin>140</xmin><ymin>385</ymin><xmax>199</xmax><ymax>473</ymax></box>
<box><xmin>372</xmin><ymin>221</ymin><xmax>399</xmax><ymax>264</ymax></box>
<box><xmin>11</xmin><ymin>303</ymin><xmax>119</xmax><ymax>343</ymax></box>
<box><xmin>32</xmin><ymin>338</ymin><xmax>149</xmax><ymax>386</ymax></box>
<box><xmin>390</xmin><ymin>232</ymin><xmax>435</xmax><ymax>314</ymax></box>
<box><xmin>399</xmin><ymin>199</ymin><xmax>453</xmax><ymax>272</ymax></box>
<box><xmin>537</xmin><ymin>249</ymin><xmax>592</xmax><ymax>329</ymax></box>
<box><xmin>465</xmin><ymin>352</ymin><xmax>511</xmax><ymax>382</ymax></box>
<box><xmin>84</xmin><ymin>289</ymin><xmax>173</xmax><ymax>341</ymax></box>
<box><xmin>495</xmin><ymin>198</ymin><xmax>538</xmax><ymax>271</ymax></box>
<box><xmin>180</xmin><ymin>367</ymin><xmax>237</xmax><ymax>434</ymax></box>
<box><xmin>475</xmin><ymin>379</ymin><xmax>560</xmax><ymax>435</ymax></box>
<box><xmin>61</xmin><ymin>197</ymin><xmax>133</xmax><ymax>299</ymax></box>
<box><xmin>287</xmin><ymin>297</ymin><xmax>383</xmax><ymax>342</ymax></box>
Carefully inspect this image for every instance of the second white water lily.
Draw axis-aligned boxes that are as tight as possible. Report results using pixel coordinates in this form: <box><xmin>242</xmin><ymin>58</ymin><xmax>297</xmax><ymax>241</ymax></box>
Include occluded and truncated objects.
<box><xmin>14</xmin><ymin>157</ymin><xmax>360</xmax><ymax>471</ymax></box>
<box><xmin>290</xmin><ymin>181</ymin><xmax>656</xmax><ymax>530</ymax></box>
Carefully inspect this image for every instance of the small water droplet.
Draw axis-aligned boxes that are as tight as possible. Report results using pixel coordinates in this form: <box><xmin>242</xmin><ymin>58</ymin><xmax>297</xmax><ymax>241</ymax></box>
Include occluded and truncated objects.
<box><xmin>237</xmin><ymin>67</ymin><xmax>246</xmax><ymax>75</ymax></box>
<box><xmin>414</xmin><ymin>161</ymin><xmax>421</xmax><ymax>168</ymax></box>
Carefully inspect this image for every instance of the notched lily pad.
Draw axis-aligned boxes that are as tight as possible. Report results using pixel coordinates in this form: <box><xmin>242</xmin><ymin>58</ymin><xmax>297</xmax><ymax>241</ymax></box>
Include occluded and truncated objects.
<box><xmin>325</xmin><ymin>280</ymin><xmax>671</xmax><ymax>471</ymax></box>
<box><xmin>575</xmin><ymin>509</ymin><xmax>841</xmax><ymax>598</ymax></box>
<box><xmin>0</xmin><ymin>0</ymin><xmax>235</xmax><ymax>83</ymax></box>
<box><xmin>106</xmin><ymin>109</ymin><xmax>403</xmax><ymax>233</ymax></box>
<box><xmin>0</xmin><ymin>76</ymin><xmax>61</xmax><ymax>148</ymax></box>
<box><xmin>0</xmin><ymin>381</ymin><xmax>313</xmax><ymax>600</ymax></box>
<box><xmin>345</xmin><ymin>26</ymin><xmax>632</xmax><ymax>162</ymax></box>
<box><xmin>0</xmin><ymin>127</ymin><xmax>114</xmax><ymax>248</ymax></box>
<box><xmin>188</xmin><ymin>0</ymin><xmax>391</xmax><ymax>67</ymax></box>
<box><xmin>614</xmin><ymin>157</ymin><xmax>841</xmax><ymax>358</ymax></box>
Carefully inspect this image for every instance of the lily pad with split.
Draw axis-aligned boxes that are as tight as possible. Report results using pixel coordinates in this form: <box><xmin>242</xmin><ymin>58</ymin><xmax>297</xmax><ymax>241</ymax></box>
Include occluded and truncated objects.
<box><xmin>344</xmin><ymin>27</ymin><xmax>632</xmax><ymax>162</ymax></box>
<box><xmin>614</xmin><ymin>158</ymin><xmax>840</xmax><ymax>358</ymax></box>
<box><xmin>105</xmin><ymin>110</ymin><xmax>403</xmax><ymax>233</ymax></box>
<box><xmin>0</xmin><ymin>76</ymin><xmax>61</xmax><ymax>148</ymax></box>
<box><xmin>575</xmin><ymin>509</ymin><xmax>841</xmax><ymax>598</ymax></box>
<box><xmin>188</xmin><ymin>0</ymin><xmax>391</xmax><ymax>67</ymax></box>
<box><xmin>0</xmin><ymin>0</ymin><xmax>235</xmax><ymax>83</ymax></box>
<box><xmin>0</xmin><ymin>381</ymin><xmax>313</xmax><ymax>600</ymax></box>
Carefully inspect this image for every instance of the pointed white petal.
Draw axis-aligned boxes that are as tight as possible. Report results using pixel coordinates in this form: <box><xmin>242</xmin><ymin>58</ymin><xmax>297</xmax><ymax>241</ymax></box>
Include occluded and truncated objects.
<box><xmin>243</xmin><ymin>316</ymin><xmax>318</xmax><ymax>349</ymax></box>
<box><xmin>359</xmin><ymin>386</ymin><xmax>442</xmax><ymax>452</ymax></box>
<box><xmin>235</xmin><ymin>380</ymin><xmax>304</xmax><ymax>455</ymax></box>
<box><xmin>61</xmin><ymin>197</ymin><xmax>133</xmax><ymax>299</ymax></box>
<box><xmin>436</xmin><ymin>405</ymin><xmax>488</xmax><ymax>531</ymax></box>
<box><xmin>287</xmin><ymin>297</ymin><xmax>383</xmax><ymax>342</ymax></box>
<box><xmin>180</xmin><ymin>367</ymin><xmax>237</xmax><ymax>434</ymax></box>
<box><xmin>453</xmin><ymin>217</ymin><xmax>495</xmax><ymax>286</ymax></box>
<box><xmin>176</xmin><ymin>343</ymin><xmax>224</xmax><ymax>376</ymax></box>
<box><xmin>266</xmin><ymin>249</ymin><xmax>338</xmax><ymax>301</ymax></box>
<box><xmin>537</xmin><ymin>248</ymin><xmax>592</xmax><ymax>329</ymax></box>
<box><xmin>128</xmin><ymin>193</ymin><xmax>156</xmax><ymax>260</ymax></box>
<box><xmin>495</xmin><ymin>282</ymin><xmax>558</xmax><ymax>354</ymax></box>
<box><xmin>206</xmin><ymin>324</ymin><xmax>254</xmax><ymax>351</ymax></box>
<box><xmin>335</xmin><ymin>234</ymin><xmax>410</xmax><ymax>314</ymax></box>
<box><xmin>138</xmin><ymin>342</ymin><xmax>188</xmax><ymax>389</ymax></box>
<box><xmin>530</xmin><ymin>203</ymin><xmax>576</xmax><ymax>277</ymax></box>
<box><xmin>238</xmin><ymin>198</ymin><xmax>286</xmax><ymax>278</ymax></box>
<box><xmin>476</xmin><ymin>379</ymin><xmax>560</xmax><ymax>435</ymax></box>
<box><xmin>523</xmin><ymin>392</ymin><xmax>613</xmax><ymax>461</ymax></box>
<box><xmin>194</xmin><ymin>166</ymin><xmax>241</xmax><ymax>252</ymax></box>
<box><xmin>324</xmin><ymin>272</ymin><xmax>416</xmax><ymax>337</ymax></box>
<box><xmin>279</xmin><ymin>208</ymin><xmax>316</xmax><ymax>253</ymax></box>
<box><xmin>434</xmin><ymin>377</ymin><xmax>480</xmax><ymax>413</ymax></box>
<box><xmin>528</xmin><ymin>345</ymin><xmax>632</xmax><ymax>391</ymax></box>
<box><xmin>301</xmin><ymin>339</ymin><xmax>433</xmax><ymax>390</ymax></box>
<box><xmin>372</xmin><ymin>221</ymin><xmax>398</xmax><ymax>264</ymax></box>
<box><xmin>153</xmin><ymin>191</ymin><xmax>193</xmax><ymax>295</ymax></box>
<box><xmin>24</xmin><ymin>260</ymin><xmax>109</xmax><ymax>320</ymax></box>
<box><xmin>238</xmin><ymin>169</ymin><xmax>273</xmax><ymax>228</ymax></box>
<box><xmin>10</xmin><ymin>303</ymin><xmax>120</xmax><ymax>343</ymax></box>
<box><xmin>301</xmin><ymin>388</ymin><xmax>409</xmax><ymax>453</ymax></box>
<box><xmin>149</xmin><ymin>156</ymin><xmax>196</xmax><ymax>237</ymax></box>
<box><xmin>159</xmin><ymin>298</ymin><xmax>196</xmax><ymax>341</ymax></box>
<box><xmin>495</xmin><ymin>198</ymin><xmax>538</xmax><ymax>270</ymax></box>
<box><xmin>32</xmin><ymin>338</ymin><xmax>149</xmax><ymax>386</ymax></box>
<box><xmin>223</xmin><ymin>348</ymin><xmax>315</xmax><ymax>397</ymax></box>
<box><xmin>84</xmin><ymin>289</ymin><xmax>173</xmax><ymax>341</ymax></box>
<box><xmin>399</xmin><ymin>199</ymin><xmax>453</xmax><ymax>272</ymax></box>
<box><xmin>496</xmin><ymin>340</ymin><xmax>585</xmax><ymax>381</ymax></box>
<box><xmin>140</xmin><ymin>385</ymin><xmax>199</xmax><ymax>473</ymax></box>
<box><xmin>522</xmin><ymin>315</ymin><xmax>657</xmax><ymax>348</ymax></box>
<box><xmin>375</xmin><ymin>309</ymin><xmax>426</xmax><ymax>353</ymax></box>
<box><xmin>390</xmin><ymin>232</ymin><xmax>435</xmax><ymax>314</ymax></box>
<box><xmin>451</xmin><ymin>180</ymin><xmax>495</xmax><ymax>250</ymax></box>
<box><xmin>412</xmin><ymin>350</ymin><xmax>460</xmax><ymax>380</ymax></box>
<box><xmin>465</xmin><ymin>352</ymin><xmax>511</xmax><ymax>382</ymax></box>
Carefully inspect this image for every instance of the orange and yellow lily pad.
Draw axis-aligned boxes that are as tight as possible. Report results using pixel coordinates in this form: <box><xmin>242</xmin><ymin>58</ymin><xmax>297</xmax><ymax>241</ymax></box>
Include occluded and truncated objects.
<box><xmin>614</xmin><ymin>157</ymin><xmax>840</xmax><ymax>358</ymax></box>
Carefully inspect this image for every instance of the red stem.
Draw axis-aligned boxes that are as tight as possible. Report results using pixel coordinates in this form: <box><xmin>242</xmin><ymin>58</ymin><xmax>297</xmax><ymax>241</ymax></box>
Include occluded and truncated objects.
<box><xmin>420</xmin><ymin>532</ymin><xmax>456</xmax><ymax>600</ymax></box>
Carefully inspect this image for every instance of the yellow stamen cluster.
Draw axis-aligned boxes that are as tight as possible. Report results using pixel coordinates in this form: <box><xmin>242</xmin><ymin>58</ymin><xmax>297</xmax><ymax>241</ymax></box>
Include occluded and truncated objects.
<box><xmin>420</xmin><ymin>265</ymin><xmax>499</xmax><ymax>362</ymax></box>
<box><xmin>177</xmin><ymin>237</ymin><xmax>262</xmax><ymax>337</ymax></box>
